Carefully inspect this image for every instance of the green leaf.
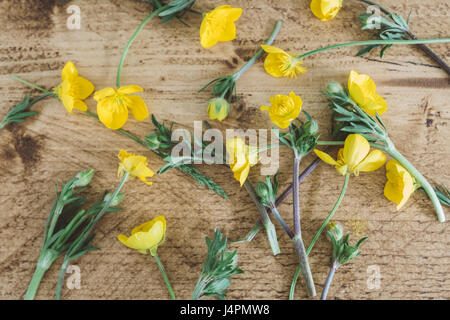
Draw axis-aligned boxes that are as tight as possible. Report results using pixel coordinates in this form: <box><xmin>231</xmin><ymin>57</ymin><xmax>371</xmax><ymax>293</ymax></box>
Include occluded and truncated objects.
<box><xmin>192</xmin><ymin>229</ymin><xmax>243</xmax><ymax>300</ymax></box>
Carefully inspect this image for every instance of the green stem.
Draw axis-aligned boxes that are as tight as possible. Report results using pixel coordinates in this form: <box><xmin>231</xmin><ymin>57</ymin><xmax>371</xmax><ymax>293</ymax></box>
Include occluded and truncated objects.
<box><xmin>24</xmin><ymin>250</ymin><xmax>59</xmax><ymax>300</ymax></box>
<box><xmin>294</xmin><ymin>38</ymin><xmax>450</xmax><ymax>61</ymax></box>
<box><xmin>116</xmin><ymin>5</ymin><xmax>169</xmax><ymax>88</ymax></box>
<box><xmin>384</xmin><ymin>144</ymin><xmax>445</xmax><ymax>222</ymax></box>
<box><xmin>55</xmin><ymin>259</ymin><xmax>70</xmax><ymax>300</ymax></box>
<box><xmin>289</xmin><ymin>174</ymin><xmax>349</xmax><ymax>300</ymax></box>
<box><xmin>10</xmin><ymin>75</ymin><xmax>54</xmax><ymax>95</ymax></box>
<box><xmin>154</xmin><ymin>254</ymin><xmax>176</xmax><ymax>300</ymax></box>
<box><xmin>356</xmin><ymin>0</ymin><xmax>390</xmax><ymax>15</ymax></box>
<box><xmin>233</xmin><ymin>20</ymin><xmax>283</xmax><ymax>80</ymax></box>
<box><xmin>191</xmin><ymin>275</ymin><xmax>209</xmax><ymax>300</ymax></box>
<box><xmin>243</xmin><ymin>180</ymin><xmax>280</xmax><ymax>255</ymax></box>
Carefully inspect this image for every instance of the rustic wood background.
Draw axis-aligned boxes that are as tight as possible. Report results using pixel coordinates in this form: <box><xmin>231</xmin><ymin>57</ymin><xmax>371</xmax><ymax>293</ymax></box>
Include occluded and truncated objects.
<box><xmin>0</xmin><ymin>0</ymin><xmax>448</xmax><ymax>300</ymax></box>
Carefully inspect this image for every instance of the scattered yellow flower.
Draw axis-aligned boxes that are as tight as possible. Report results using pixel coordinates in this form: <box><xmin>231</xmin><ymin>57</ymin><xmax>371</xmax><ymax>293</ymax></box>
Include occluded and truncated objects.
<box><xmin>260</xmin><ymin>91</ymin><xmax>303</xmax><ymax>128</ymax></box>
<box><xmin>94</xmin><ymin>85</ymin><xmax>149</xmax><ymax>130</ymax></box>
<box><xmin>118</xmin><ymin>216</ymin><xmax>166</xmax><ymax>255</ymax></box>
<box><xmin>53</xmin><ymin>61</ymin><xmax>94</xmax><ymax>114</ymax></box>
<box><xmin>261</xmin><ymin>45</ymin><xmax>307</xmax><ymax>78</ymax></box>
<box><xmin>314</xmin><ymin>134</ymin><xmax>386</xmax><ymax>176</ymax></box>
<box><xmin>310</xmin><ymin>0</ymin><xmax>343</xmax><ymax>21</ymax></box>
<box><xmin>200</xmin><ymin>5</ymin><xmax>242</xmax><ymax>48</ymax></box>
<box><xmin>226</xmin><ymin>137</ymin><xmax>258</xmax><ymax>186</ymax></box>
<box><xmin>348</xmin><ymin>70</ymin><xmax>387</xmax><ymax>116</ymax></box>
<box><xmin>384</xmin><ymin>159</ymin><xmax>416</xmax><ymax>210</ymax></box>
<box><xmin>207</xmin><ymin>97</ymin><xmax>230</xmax><ymax>121</ymax></box>
<box><xmin>118</xmin><ymin>150</ymin><xmax>154</xmax><ymax>185</ymax></box>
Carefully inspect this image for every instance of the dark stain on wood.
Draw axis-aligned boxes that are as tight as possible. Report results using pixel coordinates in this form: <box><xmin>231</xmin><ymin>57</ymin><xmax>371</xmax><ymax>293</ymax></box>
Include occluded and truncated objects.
<box><xmin>3</xmin><ymin>0</ymin><xmax>58</xmax><ymax>37</ymax></box>
<box><xmin>12</xmin><ymin>132</ymin><xmax>42</xmax><ymax>168</ymax></box>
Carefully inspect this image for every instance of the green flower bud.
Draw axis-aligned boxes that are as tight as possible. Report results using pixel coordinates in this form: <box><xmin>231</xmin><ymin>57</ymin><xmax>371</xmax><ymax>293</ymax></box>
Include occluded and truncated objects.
<box><xmin>74</xmin><ymin>169</ymin><xmax>94</xmax><ymax>187</ymax></box>
<box><xmin>145</xmin><ymin>133</ymin><xmax>161</xmax><ymax>150</ymax></box>
<box><xmin>302</xmin><ymin>120</ymin><xmax>319</xmax><ymax>136</ymax></box>
<box><xmin>326</xmin><ymin>81</ymin><xmax>345</xmax><ymax>95</ymax></box>
<box><xmin>256</xmin><ymin>181</ymin><xmax>271</xmax><ymax>206</ymax></box>
<box><xmin>103</xmin><ymin>192</ymin><xmax>125</xmax><ymax>207</ymax></box>
<box><xmin>327</xmin><ymin>222</ymin><xmax>344</xmax><ymax>242</ymax></box>
<box><xmin>207</xmin><ymin>97</ymin><xmax>230</xmax><ymax>121</ymax></box>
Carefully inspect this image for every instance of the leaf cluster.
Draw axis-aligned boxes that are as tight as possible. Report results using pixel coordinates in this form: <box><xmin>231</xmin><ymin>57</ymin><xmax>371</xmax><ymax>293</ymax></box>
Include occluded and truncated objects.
<box><xmin>323</xmin><ymin>88</ymin><xmax>388</xmax><ymax>144</ymax></box>
<box><xmin>357</xmin><ymin>12</ymin><xmax>411</xmax><ymax>58</ymax></box>
<box><xmin>327</xmin><ymin>232</ymin><xmax>368</xmax><ymax>266</ymax></box>
<box><xmin>0</xmin><ymin>93</ymin><xmax>50</xmax><ymax>129</ymax></box>
<box><xmin>192</xmin><ymin>229</ymin><xmax>243</xmax><ymax>300</ymax></box>
<box><xmin>199</xmin><ymin>75</ymin><xmax>237</xmax><ymax>103</ymax></box>
<box><xmin>146</xmin><ymin>115</ymin><xmax>228</xmax><ymax>199</ymax></box>
<box><xmin>277</xmin><ymin>111</ymin><xmax>320</xmax><ymax>157</ymax></box>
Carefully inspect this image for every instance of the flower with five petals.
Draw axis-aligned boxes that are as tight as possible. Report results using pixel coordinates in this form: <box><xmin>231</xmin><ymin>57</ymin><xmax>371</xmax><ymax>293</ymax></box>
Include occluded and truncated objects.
<box><xmin>200</xmin><ymin>5</ymin><xmax>242</xmax><ymax>48</ymax></box>
<box><xmin>53</xmin><ymin>61</ymin><xmax>94</xmax><ymax>114</ymax></box>
<box><xmin>260</xmin><ymin>91</ymin><xmax>303</xmax><ymax>129</ymax></box>
<box><xmin>118</xmin><ymin>150</ymin><xmax>154</xmax><ymax>185</ymax></box>
<box><xmin>118</xmin><ymin>216</ymin><xmax>166</xmax><ymax>255</ymax></box>
<box><xmin>261</xmin><ymin>45</ymin><xmax>307</xmax><ymax>78</ymax></box>
<box><xmin>348</xmin><ymin>70</ymin><xmax>387</xmax><ymax>116</ymax></box>
<box><xmin>94</xmin><ymin>85</ymin><xmax>149</xmax><ymax>130</ymax></box>
<box><xmin>226</xmin><ymin>137</ymin><xmax>258</xmax><ymax>186</ymax></box>
<box><xmin>314</xmin><ymin>134</ymin><xmax>386</xmax><ymax>176</ymax></box>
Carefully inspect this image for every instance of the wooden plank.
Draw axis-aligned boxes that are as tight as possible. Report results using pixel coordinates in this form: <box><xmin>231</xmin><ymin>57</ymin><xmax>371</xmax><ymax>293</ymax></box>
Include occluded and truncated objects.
<box><xmin>0</xmin><ymin>0</ymin><xmax>448</xmax><ymax>299</ymax></box>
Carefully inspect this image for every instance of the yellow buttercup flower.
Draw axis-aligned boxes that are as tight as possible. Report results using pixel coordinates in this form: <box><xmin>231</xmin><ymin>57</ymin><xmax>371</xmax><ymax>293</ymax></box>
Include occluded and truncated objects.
<box><xmin>260</xmin><ymin>91</ymin><xmax>303</xmax><ymax>128</ymax></box>
<box><xmin>207</xmin><ymin>97</ymin><xmax>230</xmax><ymax>121</ymax></box>
<box><xmin>118</xmin><ymin>150</ymin><xmax>154</xmax><ymax>185</ymax></box>
<box><xmin>200</xmin><ymin>5</ymin><xmax>242</xmax><ymax>48</ymax></box>
<box><xmin>118</xmin><ymin>216</ymin><xmax>166</xmax><ymax>255</ymax></box>
<box><xmin>53</xmin><ymin>61</ymin><xmax>94</xmax><ymax>114</ymax></box>
<box><xmin>348</xmin><ymin>70</ymin><xmax>387</xmax><ymax>116</ymax></box>
<box><xmin>261</xmin><ymin>45</ymin><xmax>307</xmax><ymax>78</ymax></box>
<box><xmin>226</xmin><ymin>137</ymin><xmax>258</xmax><ymax>186</ymax></box>
<box><xmin>314</xmin><ymin>134</ymin><xmax>386</xmax><ymax>176</ymax></box>
<box><xmin>384</xmin><ymin>160</ymin><xmax>416</xmax><ymax>210</ymax></box>
<box><xmin>94</xmin><ymin>85</ymin><xmax>149</xmax><ymax>130</ymax></box>
<box><xmin>310</xmin><ymin>0</ymin><xmax>343</xmax><ymax>21</ymax></box>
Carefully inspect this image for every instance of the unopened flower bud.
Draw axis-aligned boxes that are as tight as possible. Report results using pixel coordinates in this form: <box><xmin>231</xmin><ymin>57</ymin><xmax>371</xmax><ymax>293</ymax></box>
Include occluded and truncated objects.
<box><xmin>303</xmin><ymin>120</ymin><xmax>319</xmax><ymax>136</ymax></box>
<box><xmin>326</xmin><ymin>81</ymin><xmax>344</xmax><ymax>95</ymax></box>
<box><xmin>207</xmin><ymin>97</ymin><xmax>230</xmax><ymax>121</ymax></box>
<box><xmin>74</xmin><ymin>169</ymin><xmax>94</xmax><ymax>187</ymax></box>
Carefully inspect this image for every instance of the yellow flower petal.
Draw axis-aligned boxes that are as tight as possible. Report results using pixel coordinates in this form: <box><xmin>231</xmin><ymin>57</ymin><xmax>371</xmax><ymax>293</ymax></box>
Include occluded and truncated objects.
<box><xmin>75</xmin><ymin>77</ymin><xmax>95</xmax><ymax>100</ymax></box>
<box><xmin>355</xmin><ymin>149</ymin><xmax>386</xmax><ymax>173</ymax></box>
<box><xmin>310</xmin><ymin>0</ymin><xmax>342</xmax><ymax>21</ymax></box>
<box><xmin>125</xmin><ymin>95</ymin><xmax>149</xmax><ymax>121</ymax></box>
<box><xmin>118</xmin><ymin>150</ymin><xmax>154</xmax><ymax>185</ymax></box>
<box><xmin>343</xmin><ymin>134</ymin><xmax>370</xmax><ymax>170</ymax></box>
<box><xmin>118</xmin><ymin>217</ymin><xmax>166</xmax><ymax>252</ymax></box>
<box><xmin>260</xmin><ymin>92</ymin><xmax>302</xmax><ymax>128</ymax></box>
<box><xmin>97</xmin><ymin>97</ymin><xmax>129</xmax><ymax>130</ymax></box>
<box><xmin>61</xmin><ymin>61</ymin><xmax>78</xmax><ymax>80</ymax></box>
<box><xmin>314</xmin><ymin>149</ymin><xmax>338</xmax><ymax>165</ymax></box>
<box><xmin>362</xmin><ymin>94</ymin><xmax>388</xmax><ymax>116</ymax></box>
<box><xmin>60</xmin><ymin>94</ymin><xmax>75</xmax><ymax>114</ymax></box>
<box><xmin>261</xmin><ymin>45</ymin><xmax>286</xmax><ymax>54</ymax></box>
<box><xmin>72</xmin><ymin>99</ymin><xmax>88</xmax><ymax>112</ymax></box>
<box><xmin>384</xmin><ymin>160</ymin><xmax>415</xmax><ymax>210</ymax></box>
<box><xmin>199</xmin><ymin>6</ymin><xmax>242</xmax><ymax>48</ymax></box>
<box><xmin>94</xmin><ymin>87</ymin><xmax>116</xmax><ymax>102</ymax></box>
<box><xmin>117</xmin><ymin>85</ymin><xmax>143</xmax><ymax>95</ymax></box>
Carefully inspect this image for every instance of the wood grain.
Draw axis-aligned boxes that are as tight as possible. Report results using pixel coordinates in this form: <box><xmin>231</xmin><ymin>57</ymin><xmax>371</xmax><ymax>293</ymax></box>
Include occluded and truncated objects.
<box><xmin>0</xmin><ymin>0</ymin><xmax>448</xmax><ymax>300</ymax></box>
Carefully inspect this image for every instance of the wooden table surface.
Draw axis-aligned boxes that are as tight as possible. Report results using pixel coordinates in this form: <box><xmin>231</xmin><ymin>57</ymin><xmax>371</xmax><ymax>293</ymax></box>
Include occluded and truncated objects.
<box><xmin>0</xmin><ymin>0</ymin><xmax>448</xmax><ymax>300</ymax></box>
